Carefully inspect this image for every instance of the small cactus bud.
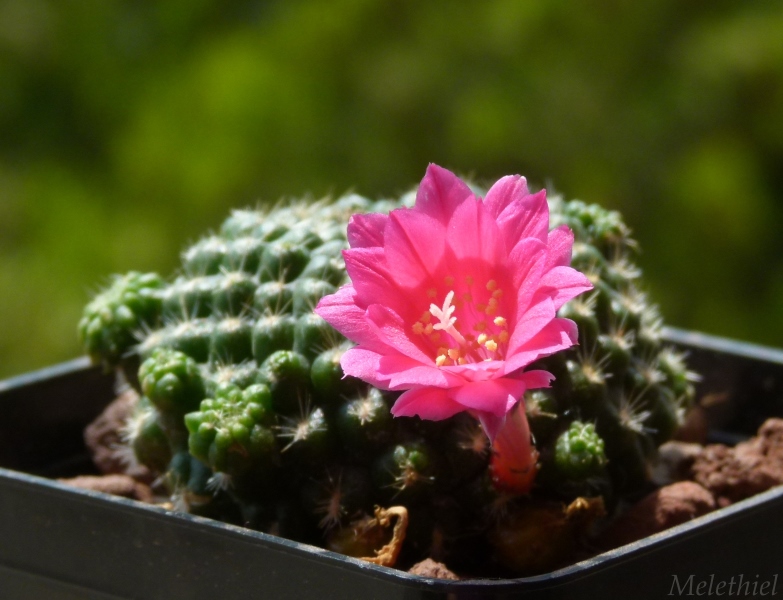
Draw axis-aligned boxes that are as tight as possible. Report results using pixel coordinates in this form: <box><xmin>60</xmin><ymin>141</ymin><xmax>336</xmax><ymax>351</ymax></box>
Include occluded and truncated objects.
<box><xmin>554</xmin><ymin>421</ymin><xmax>607</xmax><ymax>480</ymax></box>
<box><xmin>185</xmin><ymin>383</ymin><xmax>277</xmax><ymax>477</ymax></box>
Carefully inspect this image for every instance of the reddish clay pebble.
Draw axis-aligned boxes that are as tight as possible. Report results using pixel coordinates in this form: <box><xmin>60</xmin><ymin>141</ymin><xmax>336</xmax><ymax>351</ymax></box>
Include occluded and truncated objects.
<box><xmin>408</xmin><ymin>558</ymin><xmax>460</xmax><ymax>580</ymax></box>
<box><xmin>84</xmin><ymin>388</ymin><xmax>153</xmax><ymax>483</ymax></box>
<box><xmin>598</xmin><ymin>481</ymin><xmax>715</xmax><ymax>550</ymax></box>
<box><xmin>691</xmin><ymin>418</ymin><xmax>783</xmax><ymax>506</ymax></box>
<box><xmin>59</xmin><ymin>474</ymin><xmax>154</xmax><ymax>503</ymax></box>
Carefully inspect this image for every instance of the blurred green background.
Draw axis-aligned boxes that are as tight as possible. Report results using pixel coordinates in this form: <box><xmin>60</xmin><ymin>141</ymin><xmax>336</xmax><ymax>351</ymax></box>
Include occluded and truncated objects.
<box><xmin>1</xmin><ymin>0</ymin><xmax>782</xmax><ymax>378</ymax></box>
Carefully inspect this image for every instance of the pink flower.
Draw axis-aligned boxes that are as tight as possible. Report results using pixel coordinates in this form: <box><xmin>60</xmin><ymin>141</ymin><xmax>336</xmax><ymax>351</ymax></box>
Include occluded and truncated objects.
<box><xmin>315</xmin><ymin>164</ymin><xmax>592</xmax><ymax>443</ymax></box>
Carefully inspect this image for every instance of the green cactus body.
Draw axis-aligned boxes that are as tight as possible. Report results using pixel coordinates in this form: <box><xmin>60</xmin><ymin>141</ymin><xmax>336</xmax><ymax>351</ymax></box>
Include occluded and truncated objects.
<box><xmin>139</xmin><ymin>348</ymin><xmax>205</xmax><ymax>417</ymax></box>
<box><xmin>81</xmin><ymin>189</ymin><xmax>696</xmax><ymax>574</ymax></box>
<box><xmin>185</xmin><ymin>383</ymin><xmax>277</xmax><ymax>480</ymax></box>
<box><xmin>78</xmin><ymin>271</ymin><xmax>164</xmax><ymax>366</ymax></box>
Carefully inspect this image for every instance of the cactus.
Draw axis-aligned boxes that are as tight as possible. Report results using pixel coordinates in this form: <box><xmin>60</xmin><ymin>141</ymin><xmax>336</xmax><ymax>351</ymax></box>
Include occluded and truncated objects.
<box><xmin>79</xmin><ymin>271</ymin><xmax>164</xmax><ymax>366</ymax></box>
<box><xmin>79</xmin><ymin>188</ymin><xmax>695</xmax><ymax>575</ymax></box>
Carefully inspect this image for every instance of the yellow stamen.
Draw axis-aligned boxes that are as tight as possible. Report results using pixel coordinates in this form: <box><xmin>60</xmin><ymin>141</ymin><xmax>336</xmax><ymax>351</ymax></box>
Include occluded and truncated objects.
<box><xmin>412</xmin><ymin>322</ymin><xmax>424</xmax><ymax>335</ymax></box>
<box><xmin>458</xmin><ymin>357</ymin><xmax>468</xmax><ymax>365</ymax></box>
<box><xmin>492</xmin><ymin>289</ymin><xmax>503</xmax><ymax>299</ymax></box>
<box><xmin>447</xmin><ymin>348</ymin><xmax>461</xmax><ymax>361</ymax></box>
<box><xmin>498</xmin><ymin>330</ymin><xmax>509</xmax><ymax>343</ymax></box>
<box><xmin>429</xmin><ymin>331</ymin><xmax>441</xmax><ymax>343</ymax></box>
<box><xmin>494</xmin><ymin>316</ymin><xmax>507</xmax><ymax>328</ymax></box>
<box><xmin>477</xmin><ymin>333</ymin><xmax>488</xmax><ymax>345</ymax></box>
<box><xmin>437</xmin><ymin>347</ymin><xmax>448</xmax><ymax>356</ymax></box>
<box><xmin>485</xmin><ymin>340</ymin><xmax>498</xmax><ymax>352</ymax></box>
<box><xmin>424</xmin><ymin>323</ymin><xmax>434</xmax><ymax>335</ymax></box>
<box><xmin>435</xmin><ymin>355</ymin><xmax>447</xmax><ymax>367</ymax></box>
<box><xmin>420</xmin><ymin>311</ymin><xmax>431</xmax><ymax>323</ymax></box>
<box><xmin>488</xmin><ymin>298</ymin><xmax>498</xmax><ymax>309</ymax></box>
<box><xmin>486</xmin><ymin>280</ymin><xmax>498</xmax><ymax>291</ymax></box>
<box><xmin>485</xmin><ymin>304</ymin><xmax>497</xmax><ymax>316</ymax></box>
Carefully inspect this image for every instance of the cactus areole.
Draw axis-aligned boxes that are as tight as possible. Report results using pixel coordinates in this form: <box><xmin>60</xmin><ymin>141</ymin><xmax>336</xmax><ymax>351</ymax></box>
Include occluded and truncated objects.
<box><xmin>79</xmin><ymin>163</ymin><xmax>695</xmax><ymax>575</ymax></box>
<box><xmin>316</xmin><ymin>164</ymin><xmax>592</xmax><ymax>493</ymax></box>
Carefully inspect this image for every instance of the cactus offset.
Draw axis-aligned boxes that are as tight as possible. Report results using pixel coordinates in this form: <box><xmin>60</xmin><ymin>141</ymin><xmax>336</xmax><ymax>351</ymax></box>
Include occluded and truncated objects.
<box><xmin>79</xmin><ymin>271</ymin><xmax>164</xmax><ymax>366</ymax></box>
<box><xmin>79</xmin><ymin>181</ymin><xmax>695</xmax><ymax>575</ymax></box>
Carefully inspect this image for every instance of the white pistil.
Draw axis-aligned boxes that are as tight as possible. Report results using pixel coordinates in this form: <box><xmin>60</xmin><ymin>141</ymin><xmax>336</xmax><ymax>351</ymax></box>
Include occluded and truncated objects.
<box><xmin>430</xmin><ymin>290</ymin><xmax>466</xmax><ymax>345</ymax></box>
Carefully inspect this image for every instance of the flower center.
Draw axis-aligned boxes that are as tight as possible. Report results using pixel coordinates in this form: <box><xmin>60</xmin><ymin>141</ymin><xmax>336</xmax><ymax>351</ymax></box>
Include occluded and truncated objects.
<box><xmin>411</xmin><ymin>275</ymin><xmax>510</xmax><ymax>366</ymax></box>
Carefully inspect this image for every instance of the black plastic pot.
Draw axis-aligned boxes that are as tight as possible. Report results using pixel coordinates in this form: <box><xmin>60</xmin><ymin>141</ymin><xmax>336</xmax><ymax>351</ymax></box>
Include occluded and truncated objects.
<box><xmin>1</xmin><ymin>328</ymin><xmax>782</xmax><ymax>599</ymax></box>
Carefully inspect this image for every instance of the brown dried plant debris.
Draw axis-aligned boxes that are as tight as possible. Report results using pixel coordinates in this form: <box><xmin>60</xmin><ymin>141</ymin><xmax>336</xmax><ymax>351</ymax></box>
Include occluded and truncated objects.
<box><xmin>359</xmin><ymin>506</ymin><xmax>409</xmax><ymax>568</ymax></box>
<box><xmin>490</xmin><ymin>497</ymin><xmax>606</xmax><ymax>575</ymax></box>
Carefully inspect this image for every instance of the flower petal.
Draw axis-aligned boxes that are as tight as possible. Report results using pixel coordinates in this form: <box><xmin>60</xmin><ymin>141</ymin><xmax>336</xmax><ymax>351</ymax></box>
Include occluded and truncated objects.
<box><xmin>347</xmin><ymin>212</ymin><xmax>388</xmax><ymax>249</ymax></box>
<box><xmin>508</xmin><ymin>285</ymin><xmax>557</xmax><ymax>357</ymax></box>
<box><xmin>415</xmin><ymin>164</ymin><xmax>475</xmax><ymax>224</ymax></box>
<box><xmin>475</xmin><ymin>412</ymin><xmax>506</xmax><ymax>442</ymax></box>
<box><xmin>391</xmin><ymin>387</ymin><xmax>465</xmax><ymax>421</ymax></box>
<box><xmin>376</xmin><ymin>354</ymin><xmax>462</xmax><ymax>390</ymax></box>
<box><xmin>539</xmin><ymin>265</ymin><xmax>594</xmax><ymax>310</ymax></box>
<box><xmin>384</xmin><ymin>208</ymin><xmax>446</xmax><ymax>288</ymax></box>
<box><xmin>513</xmin><ymin>369</ymin><xmax>555</xmax><ymax>391</ymax></box>
<box><xmin>502</xmin><ymin>317</ymin><xmax>578</xmax><ymax>375</ymax></box>
<box><xmin>446</xmin><ymin>197</ymin><xmax>505</xmax><ymax>266</ymax></box>
<box><xmin>315</xmin><ymin>285</ymin><xmax>387</xmax><ymax>352</ymax></box>
<box><xmin>340</xmin><ymin>346</ymin><xmax>388</xmax><ymax>388</ymax></box>
<box><xmin>483</xmin><ymin>175</ymin><xmax>529</xmax><ymax>215</ymax></box>
<box><xmin>475</xmin><ymin>374</ymin><xmax>552</xmax><ymax>442</ymax></box>
<box><xmin>508</xmin><ymin>237</ymin><xmax>547</xmax><ymax>304</ymax></box>
<box><xmin>443</xmin><ymin>361</ymin><xmax>503</xmax><ymax>381</ymax></box>
<box><xmin>343</xmin><ymin>247</ymin><xmax>394</xmax><ymax>304</ymax></box>
<box><xmin>365</xmin><ymin>303</ymin><xmax>433</xmax><ymax>364</ymax></box>
<box><xmin>340</xmin><ymin>346</ymin><xmax>459</xmax><ymax>392</ymax></box>
<box><xmin>546</xmin><ymin>225</ymin><xmax>575</xmax><ymax>269</ymax></box>
<box><xmin>484</xmin><ymin>176</ymin><xmax>549</xmax><ymax>244</ymax></box>
<box><xmin>451</xmin><ymin>378</ymin><xmax>528</xmax><ymax>417</ymax></box>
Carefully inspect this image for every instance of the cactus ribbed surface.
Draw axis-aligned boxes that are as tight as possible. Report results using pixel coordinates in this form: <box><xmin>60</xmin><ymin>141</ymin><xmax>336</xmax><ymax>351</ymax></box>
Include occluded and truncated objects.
<box><xmin>79</xmin><ymin>190</ymin><xmax>695</xmax><ymax>575</ymax></box>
